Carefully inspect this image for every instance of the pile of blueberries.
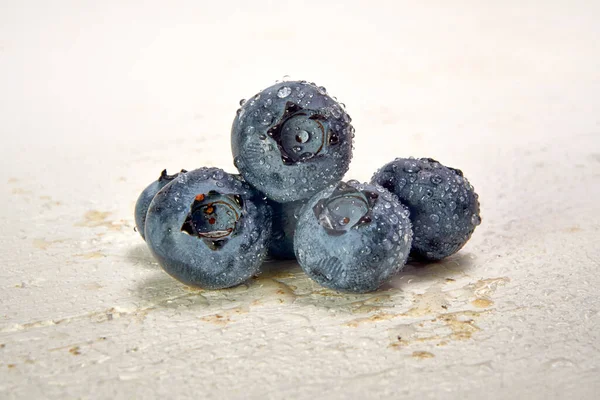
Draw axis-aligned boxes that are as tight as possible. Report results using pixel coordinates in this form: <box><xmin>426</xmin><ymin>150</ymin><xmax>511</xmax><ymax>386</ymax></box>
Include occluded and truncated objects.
<box><xmin>135</xmin><ymin>80</ymin><xmax>481</xmax><ymax>293</ymax></box>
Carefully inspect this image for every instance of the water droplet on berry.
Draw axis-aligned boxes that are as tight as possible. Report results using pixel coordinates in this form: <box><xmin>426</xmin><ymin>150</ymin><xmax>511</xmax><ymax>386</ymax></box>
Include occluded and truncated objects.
<box><xmin>295</xmin><ymin>130</ymin><xmax>310</xmax><ymax>143</ymax></box>
<box><xmin>233</xmin><ymin>156</ymin><xmax>243</xmax><ymax>168</ymax></box>
<box><xmin>212</xmin><ymin>170</ymin><xmax>224</xmax><ymax>180</ymax></box>
<box><xmin>330</xmin><ymin>106</ymin><xmax>342</xmax><ymax>118</ymax></box>
<box><xmin>431</xmin><ymin>175</ymin><xmax>443</xmax><ymax>185</ymax></box>
<box><xmin>404</xmin><ymin>161</ymin><xmax>421</xmax><ymax>173</ymax></box>
<box><xmin>277</xmin><ymin>86</ymin><xmax>292</xmax><ymax>98</ymax></box>
<box><xmin>261</xmin><ymin>113</ymin><xmax>273</xmax><ymax>126</ymax></box>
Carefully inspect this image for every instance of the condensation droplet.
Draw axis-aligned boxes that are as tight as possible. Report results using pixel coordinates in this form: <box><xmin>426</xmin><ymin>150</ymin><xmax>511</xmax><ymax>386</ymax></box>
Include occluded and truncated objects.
<box><xmin>212</xmin><ymin>170</ymin><xmax>224</xmax><ymax>180</ymax></box>
<box><xmin>261</xmin><ymin>113</ymin><xmax>273</xmax><ymax>126</ymax></box>
<box><xmin>431</xmin><ymin>175</ymin><xmax>443</xmax><ymax>185</ymax></box>
<box><xmin>277</xmin><ymin>86</ymin><xmax>292</xmax><ymax>98</ymax></box>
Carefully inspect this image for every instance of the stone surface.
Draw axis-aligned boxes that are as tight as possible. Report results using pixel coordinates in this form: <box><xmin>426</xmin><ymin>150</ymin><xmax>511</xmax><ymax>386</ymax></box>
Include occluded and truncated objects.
<box><xmin>1</xmin><ymin>1</ymin><xmax>599</xmax><ymax>399</ymax></box>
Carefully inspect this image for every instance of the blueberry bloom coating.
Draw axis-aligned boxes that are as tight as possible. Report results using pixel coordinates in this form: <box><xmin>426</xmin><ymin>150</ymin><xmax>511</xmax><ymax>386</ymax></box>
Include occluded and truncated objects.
<box><xmin>231</xmin><ymin>81</ymin><xmax>354</xmax><ymax>203</ymax></box>
<box><xmin>294</xmin><ymin>181</ymin><xmax>412</xmax><ymax>293</ymax></box>
<box><xmin>134</xmin><ymin>169</ymin><xmax>186</xmax><ymax>240</ymax></box>
<box><xmin>145</xmin><ymin>168</ymin><xmax>272</xmax><ymax>289</ymax></box>
<box><xmin>267</xmin><ymin>199</ymin><xmax>306</xmax><ymax>260</ymax></box>
<box><xmin>371</xmin><ymin>157</ymin><xmax>481</xmax><ymax>260</ymax></box>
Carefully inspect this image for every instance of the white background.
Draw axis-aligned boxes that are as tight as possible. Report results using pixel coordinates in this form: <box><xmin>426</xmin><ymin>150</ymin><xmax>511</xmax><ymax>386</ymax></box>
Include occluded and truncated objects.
<box><xmin>1</xmin><ymin>1</ymin><xmax>599</xmax><ymax>399</ymax></box>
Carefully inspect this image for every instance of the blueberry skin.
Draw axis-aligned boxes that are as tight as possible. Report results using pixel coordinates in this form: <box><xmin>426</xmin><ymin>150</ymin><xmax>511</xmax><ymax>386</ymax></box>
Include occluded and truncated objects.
<box><xmin>144</xmin><ymin>168</ymin><xmax>272</xmax><ymax>289</ymax></box>
<box><xmin>371</xmin><ymin>158</ymin><xmax>481</xmax><ymax>261</ymax></box>
<box><xmin>267</xmin><ymin>199</ymin><xmax>306</xmax><ymax>259</ymax></box>
<box><xmin>231</xmin><ymin>81</ymin><xmax>354</xmax><ymax>203</ymax></box>
<box><xmin>134</xmin><ymin>169</ymin><xmax>186</xmax><ymax>240</ymax></box>
<box><xmin>294</xmin><ymin>181</ymin><xmax>412</xmax><ymax>293</ymax></box>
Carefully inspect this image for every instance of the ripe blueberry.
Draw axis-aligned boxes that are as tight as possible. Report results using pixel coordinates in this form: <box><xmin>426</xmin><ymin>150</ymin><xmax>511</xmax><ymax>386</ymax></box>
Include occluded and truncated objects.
<box><xmin>371</xmin><ymin>157</ymin><xmax>481</xmax><ymax>260</ymax></box>
<box><xmin>145</xmin><ymin>168</ymin><xmax>272</xmax><ymax>289</ymax></box>
<box><xmin>231</xmin><ymin>81</ymin><xmax>354</xmax><ymax>202</ymax></box>
<box><xmin>294</xmin><ymin>181</ymin><xmax>412</xmax><ymax>293</ymax></box>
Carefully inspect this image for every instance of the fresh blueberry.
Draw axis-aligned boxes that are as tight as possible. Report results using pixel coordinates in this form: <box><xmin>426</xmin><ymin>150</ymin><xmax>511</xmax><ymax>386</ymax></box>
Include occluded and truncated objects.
<box><xmin>267</xmin><ymin>199</ymin><xmax>306</xmax><ymax>259</ymax></box>
<box><xmin>144</xmin><ymin>167</ymin><xmax>272</xmax><ymax>289</ymax></box>
<box><xmin>231</xmin><ymin>81</ymin><xmax>354</xmax><ymax>203</ymax></box>
<box><xmin>134</xmin><ymin>169</ymin><xmax>187</xmax><ymax>240</ymax></box>
<box><xmin>294</xmin><ymin>181</ymin><xmax>412</xmax><ymax>293</ymax></box>
<box><xmin>371</xmin><ymin>157</ymin><xmax>481</xmax><ymax>260</ymax></box>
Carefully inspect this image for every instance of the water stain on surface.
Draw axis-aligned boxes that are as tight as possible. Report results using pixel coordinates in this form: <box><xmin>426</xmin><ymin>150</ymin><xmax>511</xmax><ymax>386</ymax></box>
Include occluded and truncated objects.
<box><xmin>341</xmin><ymin>272</ymin><xmax>509</xmax><ymax>348</ymax></box>
<box><xmin>12</xmin><ymin>188</ymin><xmax>32</xmax><ymax>195</ymax></box>
<box><xmin>472</xmin><ymin>298</ymin><xmax>494</xmax><ymax>308</ymax></box>
<box><xmin>1</xmin><ymin>306</ymin><xmax>151</xmax><ymax>333</ymax></box>
<box><xmin>76</xmin><ymin>210</ymin><xmax>128</xmax><ymax>231</ymax></box>
<box><xmin>129</xmin><ymin>251</ymin><xmax>508</xmax><ymax>352</ymax></box>
<box><xmin>75</xmin><ymin>252</ymin><xmax>106</xmax><ymax>260</ymax></box>
<box><xmin>32</xmin><ymin>238</ymin><xmax>63</xmax><ymax>250</ymax></box>
<box><xmin>412</xmin><ymin>351</ymin><xmax>435</xmax><ymax>359</ymax></box>
<box><xmin>198</xmin><ymin>306</ymin><xmax>249</xmax><ymax>326</ymax></box>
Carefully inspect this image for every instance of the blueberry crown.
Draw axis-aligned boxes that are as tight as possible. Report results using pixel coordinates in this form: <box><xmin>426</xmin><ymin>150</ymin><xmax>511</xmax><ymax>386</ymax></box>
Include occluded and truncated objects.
<box><xmin>180</xmin><ymin>190</ymin><xmax>244</xmax><ymax>250</ymax></box>
<box><xmin>313</xmin><ymin>182</ymin><xmax>378</xmax><ymax>236</ymax></box>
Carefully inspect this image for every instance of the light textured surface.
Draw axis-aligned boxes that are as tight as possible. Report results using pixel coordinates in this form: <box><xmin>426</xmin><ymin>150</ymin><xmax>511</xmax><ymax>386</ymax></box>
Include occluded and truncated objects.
<box><xmin>1</xmin><ymin>1</ymin><xmax>599</xmax><ymax>399</ymax></box>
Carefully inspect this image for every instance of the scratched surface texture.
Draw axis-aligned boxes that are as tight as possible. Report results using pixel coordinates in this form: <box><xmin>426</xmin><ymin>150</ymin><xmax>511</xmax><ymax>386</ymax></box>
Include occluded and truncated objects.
<box><xmin>1</xmin><ymin>1</ymin><xmax>599</xmax><ymax>399</ymax></box>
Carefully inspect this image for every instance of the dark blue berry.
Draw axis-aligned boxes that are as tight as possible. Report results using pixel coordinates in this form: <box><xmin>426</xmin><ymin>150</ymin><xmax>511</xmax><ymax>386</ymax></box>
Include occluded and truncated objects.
<box><xmin>134</xmin><ymin>169</ymin><xmax>187</xmax><ymax>240</ymax></box>
<box><xmin>294</xmin><ymin>181</ymin><xmax>412</xmax><ymax>293</ymax></box>
<box><xmin>231</xmin><ymin>81</ymin><xmax>354</xmax><ymax>203</ymax></box>
<box><xmin>144</xmin><ymin>168</ymin><xmax>272</xmax><ymax>289</ymax></box>
<box><xmin>371</xmin><ymin>157</ymin><xmax>481</xmax><ymax>260</ymax></box>
<box><xmin>267</xmin><ymin>199</ymin><xmax>306</xmax><ymax>259</ymax></box>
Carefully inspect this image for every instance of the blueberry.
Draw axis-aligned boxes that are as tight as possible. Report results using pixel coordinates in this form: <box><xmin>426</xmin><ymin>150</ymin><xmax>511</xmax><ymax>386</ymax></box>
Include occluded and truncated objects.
<box><xmin>371</xmin><ymin>157</ymin><xmax>481</xmax><ymax>260</ymax></box>
<box><xmin>144</xmin><ymin>168</ymin><xmax>272</xmax><ymax>289</ymax></box>
<box><xmin>294</xmin><ymin>181</ymin><xmax>412</xmax><ymax>293</ymax></box>
<box><xmin>267</xmin><ymin>199</ymin><xmax>306</xmax><ymax>259</ymax></box>
<box><xmin>134</xmin><ymin>169</ymin><xmax>187</xmax><ymax>240</ymax></box>
<box><xmin>231</xmin><ymin>81</ymin><xmax>354</xmax><ymax>203</ymax></box>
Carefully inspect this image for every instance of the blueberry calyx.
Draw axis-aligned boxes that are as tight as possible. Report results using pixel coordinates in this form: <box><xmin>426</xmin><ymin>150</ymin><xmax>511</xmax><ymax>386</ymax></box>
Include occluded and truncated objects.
<box><xmin>267</xmin><ymin>102</ymin><xmax>337</xmax><ymax>165</ymax></box>
<box><xmin>158</xmin><ymin>168</ymin><xmax>188</xmax><ymax>182</ymax></box>
<box><xmin>312</xmin><ymin>182</ymin><xmax>377</xmax><ymax>236</ymax></box>
<box><xmin>180</xmin><ymin>191</ymin><xmax>244</xmax><ymax>250</ymax></box>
